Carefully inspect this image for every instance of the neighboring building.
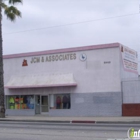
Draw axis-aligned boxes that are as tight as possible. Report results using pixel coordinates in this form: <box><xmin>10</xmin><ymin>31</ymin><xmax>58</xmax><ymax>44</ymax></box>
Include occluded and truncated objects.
<box><xmin>3</xmin><ymin>43</ymin><xmax>138</xmax><ymax>116</ymax></box>
<box><xmin>122</xmin><ymin>78</ymin><xmax>140</xmax><ymax>116</ymax></box>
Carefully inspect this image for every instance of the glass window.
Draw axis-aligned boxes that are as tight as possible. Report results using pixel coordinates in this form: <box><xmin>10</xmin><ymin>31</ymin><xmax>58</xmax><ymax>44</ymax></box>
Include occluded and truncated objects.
<box><xmin>7</xmin><ymin>95</ymin><xmax>34</xmax><ymax>110</ymax></box>
<box><xmin>54</xmin><ymin>94</ymin><xmax>71</xmax><ymax>109</ymax></box>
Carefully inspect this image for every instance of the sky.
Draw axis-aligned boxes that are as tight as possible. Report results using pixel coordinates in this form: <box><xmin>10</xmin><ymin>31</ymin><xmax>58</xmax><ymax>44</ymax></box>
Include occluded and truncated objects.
<box><xmin>2</xmin><ymin>0</ymin><xmax>140</xmax><ymax>56</ymax></box>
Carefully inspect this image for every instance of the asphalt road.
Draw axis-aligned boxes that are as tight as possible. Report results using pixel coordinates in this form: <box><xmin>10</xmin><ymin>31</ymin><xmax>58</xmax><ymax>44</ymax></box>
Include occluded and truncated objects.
<box><xmin>0</xmin><ymin>121</ymin><xmax>140</xmax><ymax>140</ymax></box>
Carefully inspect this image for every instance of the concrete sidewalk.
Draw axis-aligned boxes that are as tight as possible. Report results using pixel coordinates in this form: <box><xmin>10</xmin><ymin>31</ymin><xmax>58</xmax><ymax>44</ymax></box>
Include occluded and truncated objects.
<box><xmin>0</xmin><ymin>115</ymin><xmax>140</xmax><ymax>124</ymax></box>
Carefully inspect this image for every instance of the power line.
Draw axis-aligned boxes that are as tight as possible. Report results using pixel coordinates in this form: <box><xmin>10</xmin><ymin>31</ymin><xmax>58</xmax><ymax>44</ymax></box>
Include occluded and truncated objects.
<box><xmin>3</xmin><ymin>12</ymin><xmax>140</xmax><ymax>35</ymax></box>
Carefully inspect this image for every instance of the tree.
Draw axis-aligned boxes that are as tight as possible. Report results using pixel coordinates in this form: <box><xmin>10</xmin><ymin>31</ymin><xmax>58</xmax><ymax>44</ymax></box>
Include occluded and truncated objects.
<box><xmin>0</xmin><ymin>0</ymin><xmax>22</xmax><ymax>118</ymax></box>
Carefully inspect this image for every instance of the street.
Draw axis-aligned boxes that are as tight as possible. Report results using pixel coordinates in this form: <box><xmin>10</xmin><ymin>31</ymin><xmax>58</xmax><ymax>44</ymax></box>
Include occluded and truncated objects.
<box><xmin>0</xmin><ymin>121</ymin><xmax>140</xmax><ymax>140</ymax></box>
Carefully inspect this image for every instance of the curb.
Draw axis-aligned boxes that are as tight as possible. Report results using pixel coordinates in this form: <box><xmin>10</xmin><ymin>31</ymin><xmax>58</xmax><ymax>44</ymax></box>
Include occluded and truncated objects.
<box><xmin>0</xmin><ymin>119</ymin><xmax>140</xmax><ymax>124</ymax></box>
<box><xmin>96</xmin><ymin>121</ymin><xmax>140</xmax><ymax>124</ymax></box>
<box><xmin>71</xmin><ymin>120</ymin><xmax>95</xmax><ymax>124</ymax></box>
<box><xmin>0</xmin><ymin>119</ymin><xmax>70</xmax><ymax>123</ymax></box>
<box><xmin>0</xmin><ymin>119</ymin><xmax>95</xmax><ymax>124</ymax></box>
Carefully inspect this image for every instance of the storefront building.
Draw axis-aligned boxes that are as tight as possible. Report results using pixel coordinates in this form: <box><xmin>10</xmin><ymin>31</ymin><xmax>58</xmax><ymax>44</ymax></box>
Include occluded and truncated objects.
<box><xmin>3</xmin><ymin>43</ymin><xmax>138</xmax><ymax>116</ymax></box>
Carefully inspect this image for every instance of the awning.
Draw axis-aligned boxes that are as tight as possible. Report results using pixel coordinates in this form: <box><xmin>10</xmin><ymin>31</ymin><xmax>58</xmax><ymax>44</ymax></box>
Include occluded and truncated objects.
<box><xmin>5</xmin><ymin>73</ymin><xmax>77</xmax><ymax>89</ymax></box>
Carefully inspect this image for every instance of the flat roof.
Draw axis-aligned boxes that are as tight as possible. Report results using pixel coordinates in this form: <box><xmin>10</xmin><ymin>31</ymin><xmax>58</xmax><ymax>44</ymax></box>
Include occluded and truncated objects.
<box><xmin>3</xmin><ymin>42</ymin><xmax>120</xmax><ymax>59</ymax></box>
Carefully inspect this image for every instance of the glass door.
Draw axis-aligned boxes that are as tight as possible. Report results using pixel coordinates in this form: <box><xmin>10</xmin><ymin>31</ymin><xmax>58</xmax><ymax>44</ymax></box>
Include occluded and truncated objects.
<box><xmin>41</xmin><ymin>96</ymin><xmax>48</xmax><ymax>113</ymax></box>
<box><xmin>35</xmin><ymin>95</ymin><xmax>40</xmax><ymax>114</ymax></box>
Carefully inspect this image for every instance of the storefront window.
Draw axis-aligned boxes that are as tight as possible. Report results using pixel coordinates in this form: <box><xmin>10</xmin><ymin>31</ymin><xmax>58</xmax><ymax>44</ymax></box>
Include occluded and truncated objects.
<box><xmin>54</xmin><ymin>94</ymin><xmax>70</xmax><ymax>109</ymax></box>
<box><xmin>7</xmin><ymin>95</ymin><xmax>34</xmax><ymax>109</ymax></box>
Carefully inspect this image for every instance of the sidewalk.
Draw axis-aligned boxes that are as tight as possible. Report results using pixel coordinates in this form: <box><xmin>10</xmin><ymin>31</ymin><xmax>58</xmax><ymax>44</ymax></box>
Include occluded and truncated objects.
<box><xmin>0</xmin><ymin>115</ymin><xmax>140</xmax><ymax>124</ymax></box>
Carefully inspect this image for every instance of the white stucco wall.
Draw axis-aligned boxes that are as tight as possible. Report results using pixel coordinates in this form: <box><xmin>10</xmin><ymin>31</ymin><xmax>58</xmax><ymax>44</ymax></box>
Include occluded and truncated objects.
<box><xmin>4</xmin><ymin>47</ymin><xmax>121</xmax><ymax>94</ymax></box>
<box><xmin>122</xmin><ymin>79</ymin><xmax>140</xmax><ymax>103</ymax></box>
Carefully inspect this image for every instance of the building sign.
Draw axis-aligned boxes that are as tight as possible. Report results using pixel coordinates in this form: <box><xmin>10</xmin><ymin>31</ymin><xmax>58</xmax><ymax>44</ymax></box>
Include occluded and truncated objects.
<box><xmin>30</xmin><ymin>53</ymin><xmax>76</xmax><ymax>63</ymax></box>
<box><xmin>121</xmin><ymin>46</ymin><xmax>138</xmax><ymax>72</ymax></box>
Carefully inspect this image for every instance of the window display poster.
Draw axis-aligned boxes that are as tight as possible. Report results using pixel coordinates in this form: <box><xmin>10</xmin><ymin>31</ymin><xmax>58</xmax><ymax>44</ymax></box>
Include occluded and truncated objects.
<box><xmin>8</xmin><ymin>95</ymin><xmax>34</xmax><ymax>110</ymax></box>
